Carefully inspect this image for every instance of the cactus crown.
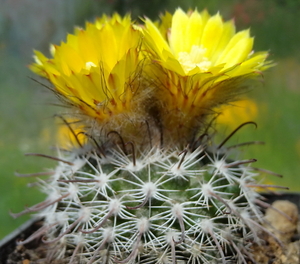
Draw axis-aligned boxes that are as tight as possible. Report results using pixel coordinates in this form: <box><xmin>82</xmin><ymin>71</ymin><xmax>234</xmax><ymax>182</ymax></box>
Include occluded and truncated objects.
<box><xmin>14</xmin><ymin>8</ymin><xmax>279</xmax><ymax>264</ymax></box>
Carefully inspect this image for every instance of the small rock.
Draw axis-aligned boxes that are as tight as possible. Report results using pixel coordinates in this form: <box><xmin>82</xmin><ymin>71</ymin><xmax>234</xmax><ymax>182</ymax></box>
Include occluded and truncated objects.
<box><xmin>264</xmin><ymin>200</ymin><xmax>298</xmax><ymax>242</ymax></box>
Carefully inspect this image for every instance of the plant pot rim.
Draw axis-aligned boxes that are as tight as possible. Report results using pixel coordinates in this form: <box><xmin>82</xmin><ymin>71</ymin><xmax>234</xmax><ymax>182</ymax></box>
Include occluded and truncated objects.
<box><xmin>261</xmin><ymin>192</ymin><xmax>300</xmax><ymax>210</ymax></box>
<box><xmin>0</xmin><ymin>218</ymin><xmax>40</xmax><ymax>248</ymax></box>
<box><xmin>0</xmin><ymin>217</ymin><xmax>42</xmax><ymax>263</ymax></box>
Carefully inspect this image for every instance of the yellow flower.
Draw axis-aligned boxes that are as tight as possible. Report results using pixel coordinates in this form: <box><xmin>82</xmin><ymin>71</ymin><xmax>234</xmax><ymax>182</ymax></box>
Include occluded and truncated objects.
<box><xmin>30</xmin><ymin>14</ymin><xmax>144</xmax><ymax>138</ymax></box>
<box><xmin>216</xmin><ymin>99</ymin><xmax>258</xmax><ymax>128</ymax></box>
<box><xmin>143</xmin><ymin>8</ymin><xmax>271</xmax><ymax>143</ymax></box>
<box><xmin>56</xmin><ymin>118</ymin><xmax>87</xmax><ymax>149</ymax></box>
<box><xmin>30</xmin><ymin>10</ymin><xmax>273</xmax><ymax>148</ymax></box>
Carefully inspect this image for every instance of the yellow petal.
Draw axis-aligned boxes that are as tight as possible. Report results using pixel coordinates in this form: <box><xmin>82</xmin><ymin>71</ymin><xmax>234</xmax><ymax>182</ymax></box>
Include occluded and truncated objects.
<box><xmin>210</xmin><ymin>20</ymin><xmax>235</xmax><ymax>64</ymax></box>
<box><xmin>77</xmin><ymin>29</ymin><xmax>99</xmax><ymax>64</ymax></box>
<box><xmin>201</xmin><ymin>13</ymin><xmax>224</xmax><ymax>58</ymax></box>
<box><xmin>185</xmin><ymin>11</ymin><xmax>204</xmax><ymax>51</ymax></box>
<box><xmin>220</xmin><ymin>37</ymin><xmax>254</xmax><ymax>69</ymax></box>
<box><xmin>55</xmin><ymin>43</ymin><xmax>85</xmax><ymax>75</ymax></box>
<box><xmin>169</xmin><ymin>8</ymin><xmax>189</xmax><ymax>55</ymax></box>
<box><xmin>158</xmin><ymin>11</ymin><xmax>172</xmax><ymax>39</ymax></box>
<box><xmin>144</xmin><ymin>18</ymin><xmax>170</xmax><ymax>58</ymax></box>
<box><xmin>215</xmin><ymin>29</ymin><xmax>251</xmax><ymax>65</ymax></box>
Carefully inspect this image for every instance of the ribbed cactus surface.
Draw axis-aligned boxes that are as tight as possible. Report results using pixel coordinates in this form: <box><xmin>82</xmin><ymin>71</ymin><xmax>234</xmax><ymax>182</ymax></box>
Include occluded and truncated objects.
<box><xmin>18</xmin><ymin>137</ymin><xmax>266</xmax><ymax>264</ymax></box>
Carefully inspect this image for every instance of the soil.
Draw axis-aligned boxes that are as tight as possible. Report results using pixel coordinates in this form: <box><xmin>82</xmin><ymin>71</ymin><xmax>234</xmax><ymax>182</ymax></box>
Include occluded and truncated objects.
<box><xmin>0</xmin><ymin>220</ymin><xmax>55</xmax><ymax>264</ymax></box>
<box><xmin>0</xmin><ymin>219</ymin><xmax>45</xmax><ymax>264</ymax></box>
<box><xmin>1</xmin><ymin>194</ymin><xmax>300</xmax><ymax>264</ymax></box>
<box><xmin>252</xmin><ymin>199</ymin><xmax>300</xmax><ymax>264</ymax></box>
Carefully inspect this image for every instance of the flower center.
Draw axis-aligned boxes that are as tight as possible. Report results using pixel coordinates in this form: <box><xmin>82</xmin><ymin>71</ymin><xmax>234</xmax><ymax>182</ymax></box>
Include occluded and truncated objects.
<box><xmin>178</xmin><ymin>45</ymin><xmax>211</xmax><ymax>73</ymax></box>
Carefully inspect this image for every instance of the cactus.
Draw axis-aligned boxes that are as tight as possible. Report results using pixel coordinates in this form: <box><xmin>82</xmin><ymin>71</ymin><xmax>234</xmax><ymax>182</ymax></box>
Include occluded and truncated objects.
<box><xmin>13</xmin><ymin>8</ymin><xmax>280</xmax><ymax>264</ymax></box>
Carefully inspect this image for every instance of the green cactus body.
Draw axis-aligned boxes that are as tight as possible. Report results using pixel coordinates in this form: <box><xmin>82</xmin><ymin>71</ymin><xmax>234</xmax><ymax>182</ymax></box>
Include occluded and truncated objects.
<box><xmin>21</xmin><ymin>138</ymin><xmax>265</xmax><ymax>264</ymax></box>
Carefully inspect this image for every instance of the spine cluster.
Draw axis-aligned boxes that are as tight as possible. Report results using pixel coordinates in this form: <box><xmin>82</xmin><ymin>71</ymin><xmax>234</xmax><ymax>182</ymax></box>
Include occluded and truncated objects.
<box><xmin>14</xmin><ymin>132</ymin><xmax>276</xmax><ymax>264</ymax></box>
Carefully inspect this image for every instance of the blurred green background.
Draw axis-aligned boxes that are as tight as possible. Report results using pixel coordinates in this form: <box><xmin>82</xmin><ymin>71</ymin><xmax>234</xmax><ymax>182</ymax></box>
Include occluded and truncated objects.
<box><xmin>1</xmin><ymin>0</ymin><xmax>300</xmax><ymax>239</ymax></box>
